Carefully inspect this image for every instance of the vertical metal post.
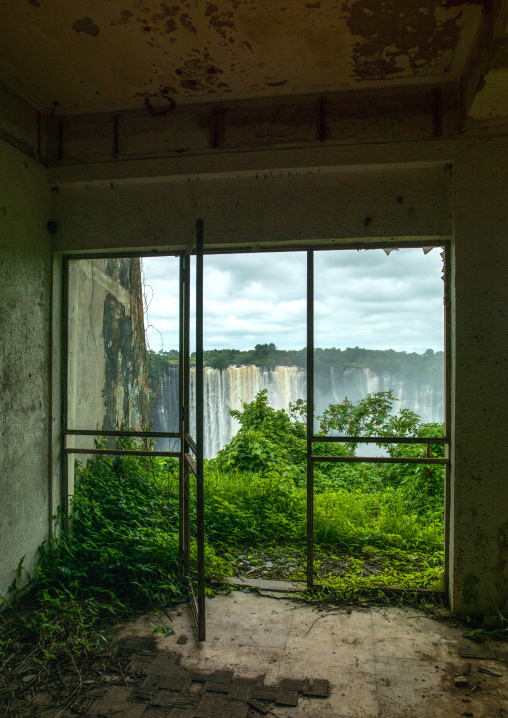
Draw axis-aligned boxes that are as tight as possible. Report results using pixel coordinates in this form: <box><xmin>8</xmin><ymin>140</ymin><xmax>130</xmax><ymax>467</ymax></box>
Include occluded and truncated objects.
<box><xmin>443</xmin><ymin>242</ymin><xmax>452</xmax><ymax>595</ymax></box>
<box><xmin>306</xmin><ymin>250</ymin><xmax>314</xmax><ymax>588</ymax></box>
<box><xmin>195</xmin><ymin>219</ymin><xmax>206</xmax><ymax>641</ymax></box>
<box><xmin>178</xmin><ymin>254</ymin><xmax>186</xmax><ymax>569</ymax></box>
<box><xmin>60</xmin><ymin>256</ymin><xmax>70</xmax><ymax>534</ymax></box>
<box><xmin>183</xmin><ymin>252</ymin><xmax>191</xmax><ymax>574</ymax></box>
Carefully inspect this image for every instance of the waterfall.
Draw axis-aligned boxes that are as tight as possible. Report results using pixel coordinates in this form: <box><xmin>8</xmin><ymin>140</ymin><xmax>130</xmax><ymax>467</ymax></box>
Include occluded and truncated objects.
<box><xmin>151</xmin><ymin>365</ymin><xmax>444</xmax><ymax>458</ymax></box>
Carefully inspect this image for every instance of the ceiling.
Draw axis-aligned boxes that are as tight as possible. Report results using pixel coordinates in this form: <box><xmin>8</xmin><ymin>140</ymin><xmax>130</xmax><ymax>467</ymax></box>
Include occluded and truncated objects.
<box><xmin>0</xmin><ymin>0</ymin><xmax>485</xmax><ymax>114</ymax></box>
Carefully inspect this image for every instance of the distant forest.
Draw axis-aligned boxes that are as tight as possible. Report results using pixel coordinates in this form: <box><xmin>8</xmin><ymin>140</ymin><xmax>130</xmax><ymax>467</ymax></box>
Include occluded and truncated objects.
<box><xmin>147</xmin><ymin>344</ymin><xmax>444</xmax><ymax>385</ymax></box>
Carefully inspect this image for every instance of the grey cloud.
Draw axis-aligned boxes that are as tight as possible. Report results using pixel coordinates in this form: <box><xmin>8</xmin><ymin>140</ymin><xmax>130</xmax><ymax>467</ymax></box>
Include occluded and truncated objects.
<box><xmin>143</xmin><ymin>247</ymin><xmax>443</xmax><ymax>354</ymax></box>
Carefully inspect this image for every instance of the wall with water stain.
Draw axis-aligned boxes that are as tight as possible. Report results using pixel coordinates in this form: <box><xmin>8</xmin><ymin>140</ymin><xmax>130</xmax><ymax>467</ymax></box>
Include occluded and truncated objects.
<box><xmin>66</xmin><ymin>257</ymin><xmax>150</xmax><ymax>474</ymax></box>
<box><xmin>0</xmin><ymin>140</ymin><xmax>53</xmax><ymax>600</ymax></box>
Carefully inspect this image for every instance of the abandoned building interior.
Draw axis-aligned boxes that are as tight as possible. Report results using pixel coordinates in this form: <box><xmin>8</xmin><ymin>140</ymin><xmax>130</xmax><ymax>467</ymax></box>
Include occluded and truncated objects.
<box><xmin>1</xmin><ymin>0</ymin><xmax>507</xmax><ymax>715</ymax></box>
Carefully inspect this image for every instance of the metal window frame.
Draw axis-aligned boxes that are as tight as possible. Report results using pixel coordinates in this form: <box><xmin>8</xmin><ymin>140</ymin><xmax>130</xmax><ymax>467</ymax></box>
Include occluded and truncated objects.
<box><xmin>60</xmin><ymin>237</ymin><xmax>451</xmax><ymax>634</ymax></box>
<box><xmin>61</xmin><ymin>221</ymin><xmax>206</xmax><ymax>641</ymax></box>
<box><xmin>305</xmin><ymin>243</ymin><xmax>450</xmax><ymax>586</ymax></box>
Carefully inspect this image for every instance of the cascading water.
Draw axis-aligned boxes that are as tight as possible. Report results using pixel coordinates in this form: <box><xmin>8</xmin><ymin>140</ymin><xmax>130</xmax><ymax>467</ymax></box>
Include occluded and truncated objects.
<box><xmin>151</xmin><ymin>365</ymin><xmax>444</xmax><ymax>458</ymax></box>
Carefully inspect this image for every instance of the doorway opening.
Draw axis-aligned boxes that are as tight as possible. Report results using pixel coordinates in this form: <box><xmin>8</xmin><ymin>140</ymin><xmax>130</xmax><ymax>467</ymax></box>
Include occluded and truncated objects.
<box><xmin>61</xmin><ymin>227</ymin><xmax>449</xmax><ymax>641</ymax></box>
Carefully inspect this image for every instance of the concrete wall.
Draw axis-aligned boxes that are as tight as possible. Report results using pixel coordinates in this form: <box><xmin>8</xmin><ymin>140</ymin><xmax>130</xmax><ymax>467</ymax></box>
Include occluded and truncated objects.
<box><xmin>50</xmin><ymin>135</ymin><xmax>508</xmax><ymax>615</ymax></box>
<box><xmin>0</xmin><ymin>142</ymin><xmax>149</xmax><ymax>598</ymax></box>
<box><xmin>66</xmin><ymin>256</ymin><xmax>150</xmax><ymax>494</ymax></box>
<box><xmin>67</xmin><ymin>257</ymin><xmax>149</xmax><ymax>440</ymax></box>
<box><xmin>451</xmin><ymin>146</ymin><xmax>508</xmax><ymax>615</ymax></box>
<box><xmin>0</xmin><ymin>140</ymin><xmax>53</xmax><ymax>599</ymax></box>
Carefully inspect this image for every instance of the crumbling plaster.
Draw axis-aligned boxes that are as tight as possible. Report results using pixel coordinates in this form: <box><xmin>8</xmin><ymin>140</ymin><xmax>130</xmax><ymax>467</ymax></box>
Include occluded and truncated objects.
<box><xmin>0</xmin><ymin>0</ymin><xmax>482</xmax><ymax>114</ymax></box>
<box><xmin>0</xmin><ymin>140</ymin><xmax>54</xmax><ymax>600</ymax></box>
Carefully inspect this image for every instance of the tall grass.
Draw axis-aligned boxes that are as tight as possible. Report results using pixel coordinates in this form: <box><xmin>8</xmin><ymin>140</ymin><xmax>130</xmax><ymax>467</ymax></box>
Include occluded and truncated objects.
<box><xmin>203</xmin><ymin>466</ymin><xmax>443</xmax><ymax>552</ymax></box>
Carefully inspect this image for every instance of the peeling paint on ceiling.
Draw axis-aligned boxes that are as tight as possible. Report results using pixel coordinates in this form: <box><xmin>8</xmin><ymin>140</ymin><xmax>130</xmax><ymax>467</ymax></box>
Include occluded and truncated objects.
<box><xmin>0</xmin><ymin>0</ymin><xmax>483</xmax><ymax>113</ymax></box>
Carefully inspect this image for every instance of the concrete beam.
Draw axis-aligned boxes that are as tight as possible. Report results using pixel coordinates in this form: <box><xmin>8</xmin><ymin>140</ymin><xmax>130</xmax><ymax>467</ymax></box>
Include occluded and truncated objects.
<box><xmin>51</xmin><ymin>161</ymin><xmax>452</xmax><ymax>253</ymax></box>
<box><xmin>45</xmin><ymin>84</ymin><xmax>460</xmax><ymax>169</ymax></box>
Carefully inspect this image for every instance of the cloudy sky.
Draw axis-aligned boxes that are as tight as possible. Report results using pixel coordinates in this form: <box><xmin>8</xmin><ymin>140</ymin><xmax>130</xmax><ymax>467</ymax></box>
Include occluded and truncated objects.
<box><xmin>142</xmin><ymin>247</ymin><xmax>444</xmax><ymax>355</ymax></box>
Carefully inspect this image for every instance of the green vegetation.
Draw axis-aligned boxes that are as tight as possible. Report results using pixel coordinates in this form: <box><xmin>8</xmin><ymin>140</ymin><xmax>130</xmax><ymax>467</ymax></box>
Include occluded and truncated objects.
<box><xmin>205</xmin><ymin>389</ymin><xmax>445</xmax><ymax>596</ymax></box>
<box><xmin>147</xmin><ymin>344</ymin><xmax>444</xmax><ymax>385</ymax></box>
<box><xmin>1</xmin><ymin>389</ymin><xmax>448</xmax><ymax>706</ymax></box>
<box><xmin>0</xmin><ymin>444</ymin><xmax>228</xmax><ymax>681</ymax></box>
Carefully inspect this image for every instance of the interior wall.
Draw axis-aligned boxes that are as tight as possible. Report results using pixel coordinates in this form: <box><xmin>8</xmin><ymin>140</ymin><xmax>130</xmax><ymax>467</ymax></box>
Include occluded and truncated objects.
<box><xmin>0</xmin><ymin>140</ymin><xmax>52</xmax><ymax>599</ymax></box>
<box><xmin>451</xmin><ymin>143</ymin><xmax>508</xmax><ymax>615</ymax></box>
<box><xmin>50</xmin><ymin>136</ymin><xmax>508</xmax><ymax>615</ymax></box>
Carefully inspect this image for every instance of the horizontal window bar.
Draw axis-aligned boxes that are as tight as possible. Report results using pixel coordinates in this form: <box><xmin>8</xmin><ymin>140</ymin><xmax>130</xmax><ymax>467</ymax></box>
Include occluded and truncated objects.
<box><xmin>312</xmin><ymin>435</ymin><xmax>448</xmax><ymax>444</ymax></box>
<box><xmin>65</xmin><ymin>429</ymin><xmax>180</xmax><ymax>438</ymax></box>
<box><xmin>64</xmin><ymin>448</ymin><xmax>180</xmax><ymax>457</ymax></box>
<box><xmin>311</xmin><ymin>456</ymin><xmax>449</xmax><ymax>464</ymax></box>
<box><xmin>65</xmin><ymin>240</ymin><xmax>449</xmax><ymax>263</ymax></box>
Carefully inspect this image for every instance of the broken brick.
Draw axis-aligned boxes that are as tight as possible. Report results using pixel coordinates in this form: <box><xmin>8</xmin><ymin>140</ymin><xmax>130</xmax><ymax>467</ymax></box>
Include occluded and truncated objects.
<box><xmin>304</xmin><ymin>678</ymin><xmax>329</xmax><ymax>697</ymax></box>
<box><xmin>89</xmin><ymin>685</ymin><xmax>132</xmax><ymax>714</ymax></box>
<box><xmin>210</xmin><ymin>669</ymin><xmax>234</xmax><ymax>683</ymax></box>
<box><xmin>151</xmin><ymin>689</ymin><xmax>175</xmax><ymax>707</ymax></box>
<box><xmin>203</xmin><ymin>681</ymin><xmax>231</xmax><ymax>694</ymax></box>
<box><xmin>140</xmin><ymin>675</ymin><xmax>160</xmax><ymax>692</ymax></box>
<box><xmin>251</xmin><ymin>687</ymin><xmax>278</xmax><ymax>701</ymax></box>
<box><xmin>276</xmin><ymin>688</ymin><xmax>299</xmax><ymax>706</ymax></box>
<box><xmin>224</xmin><ymin>702</ymin><xmax>249</xmax><ymax>718</ymax></box>
<box><xmin>118</xmin><ymin>637</ymin><xmax>157</xmax><ymax>653</ymax></box>
<box><xmin>157</xmin><ymin>676</ymin><xmax>190</xmax><ymax>692</ymax></box>
<box><xmin>123</xmin><ymin>706</ymin><xmax>147</xmax><ymax>718</ymax></box>
<box><xmin>145</xmin><ymin>652</ymin><xmax>180</xmax><ymax>674</ymax></box>
<box><xmin>194</xmin><ymin>693</ymin><xmax>226</xmax><ymax>717</ymax></box>
<box><xmin>228</xmin><ymin>683</ymin><xmax>254</xmax><ymax>701</ymax></box>
<box><xmin>126</xmin><ymin>654</ymin><xmax>158</xmax><ymax>675</ymax></box>
<box><xmin>247</xmin><ymin>697</ymin><xmax>269</xmax><ymax>714</ymax></box>
<box><xmin>279</xmin><ymin>678</ymin><xmax>309</xmax><ymax>692</ymax></box>
<box><xmin>190</xmin><ymin>672</ymin><xmax>209</xmax><ymax>682</ymax></box>
<box><xmin>142</xmin><ymin>709</ymin><xmax>167</xmax><ymax>718</ymax></box>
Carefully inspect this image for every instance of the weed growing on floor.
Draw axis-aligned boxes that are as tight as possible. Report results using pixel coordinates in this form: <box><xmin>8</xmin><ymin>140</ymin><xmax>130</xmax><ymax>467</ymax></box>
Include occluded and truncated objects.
<box><xmin>0</xmin><ymin>390</ymin><xmax>448</xmax><ymax>710</ymax></box>
<box><xmin>0</xmin><ymin>444</ymin><xmax>229</xmax><ymax>709</ymax></box>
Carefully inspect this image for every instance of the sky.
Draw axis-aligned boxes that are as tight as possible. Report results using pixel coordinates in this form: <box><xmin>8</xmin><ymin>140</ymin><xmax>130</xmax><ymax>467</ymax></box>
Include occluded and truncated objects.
<box><xmin>142</xmin><ymin>247</ymin><xmax>444</xmax><ymax>355</ymax></box>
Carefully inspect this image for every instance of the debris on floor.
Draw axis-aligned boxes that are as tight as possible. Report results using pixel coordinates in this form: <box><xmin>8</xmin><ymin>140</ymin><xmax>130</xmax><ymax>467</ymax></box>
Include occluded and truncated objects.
<box><xmin>31</xmin><ymin>645</ymin><xmax>330</xmax><ymax>717</ymax></box>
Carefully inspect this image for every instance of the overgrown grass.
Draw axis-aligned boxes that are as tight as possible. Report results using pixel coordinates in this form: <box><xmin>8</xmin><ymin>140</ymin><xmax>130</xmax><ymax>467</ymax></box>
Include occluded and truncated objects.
<box><xmin>0</xmin><ymin>448</ymin><xmax>228</xmax><ymax>678</ymax></box>
<box><xmin>1</xmin><ymin>390</ymin><xmax>448</xmax><ymax>707</ymax></box>
<box><xmin>204</xmin><ymin>467</ymin><xmax>443</xmax><ymax>553</ymax></box>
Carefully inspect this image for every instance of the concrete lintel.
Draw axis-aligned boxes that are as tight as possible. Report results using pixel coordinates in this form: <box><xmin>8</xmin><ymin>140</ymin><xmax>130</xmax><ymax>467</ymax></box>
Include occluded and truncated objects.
<box><xmin>44</xmin><ymin>83</ymin><xmax>460</xmax><ymax>170</ymax></box>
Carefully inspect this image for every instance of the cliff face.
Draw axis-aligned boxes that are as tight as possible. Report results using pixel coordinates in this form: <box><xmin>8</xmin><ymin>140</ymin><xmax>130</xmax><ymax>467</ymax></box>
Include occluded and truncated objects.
<box><xmin>67</xmin><ymin>258</ymin><xmax>149</xmax><ymax>446</ymax></box>
<box><xmin>151</xmin><ymin>363</ymin><xmax>444</xmax><ymax>458</ymax></box>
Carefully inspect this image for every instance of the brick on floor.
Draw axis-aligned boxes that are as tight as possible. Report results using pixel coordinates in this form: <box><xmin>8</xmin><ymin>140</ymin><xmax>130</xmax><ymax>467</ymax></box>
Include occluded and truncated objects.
<box><xmin>89</xmin><ymin>686</ymin><xmax>133</xmax><ymax>715</ymax></box>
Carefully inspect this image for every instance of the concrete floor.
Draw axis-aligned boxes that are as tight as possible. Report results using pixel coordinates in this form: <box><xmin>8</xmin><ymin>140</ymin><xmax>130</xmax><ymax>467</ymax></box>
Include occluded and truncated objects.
<box><xmin>115</xmin><ymin>590</ymin><xmax>508</xmax><ymax>718</ymax></box>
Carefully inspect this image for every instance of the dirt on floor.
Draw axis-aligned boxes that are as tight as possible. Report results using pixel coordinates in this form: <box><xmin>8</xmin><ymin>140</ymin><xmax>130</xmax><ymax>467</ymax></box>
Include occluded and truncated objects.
<box><xmin>220</xmin><ymin>543</ymin><xmax>441</xmax><ymax>587</ymax></box>
<box><xmin>1</xmin><ymin>591</ymin><xmax>506</xmax><ymax>717</ymax></box>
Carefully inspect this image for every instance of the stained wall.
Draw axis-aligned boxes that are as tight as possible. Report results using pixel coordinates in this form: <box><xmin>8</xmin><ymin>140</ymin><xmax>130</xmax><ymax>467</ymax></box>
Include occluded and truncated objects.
<box><xmin>0</xmin><ymin>140</ymin><xmax>53</xmax><ymax>599</ymax></box>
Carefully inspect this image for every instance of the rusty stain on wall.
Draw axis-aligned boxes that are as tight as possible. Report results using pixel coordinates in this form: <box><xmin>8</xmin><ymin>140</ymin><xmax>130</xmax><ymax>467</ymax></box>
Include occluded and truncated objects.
<box><xmin>0</xmin><ymin>0</ymin><xmax>485</xmax><ymax>112</ymax></box>
<box><xmin>110</xmin><ymin>10</ymin><xmax>134</xmax><ymax>27</ymax></box>
<box><xmin>72</xmin><ymin>16</ymin><xmax>100</xmax><ymax>37</ymax></box>
<box><xmin>346</xmin><ymin>0</ymin><xmax>464</xmax><ymax>79</ymax></box>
